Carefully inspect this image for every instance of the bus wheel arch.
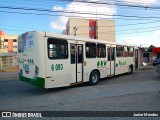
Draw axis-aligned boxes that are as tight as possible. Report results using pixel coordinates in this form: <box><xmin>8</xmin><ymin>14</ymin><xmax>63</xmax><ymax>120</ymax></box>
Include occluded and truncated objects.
<box><xmin>128</xmin><ymin>64</ymin><xmax>133</xmax><ymax>74</ymax></box>
<box><xmin>89</xmin><ymin>69</ymin><xmax>100</xmax><ymax>85</ymax></box>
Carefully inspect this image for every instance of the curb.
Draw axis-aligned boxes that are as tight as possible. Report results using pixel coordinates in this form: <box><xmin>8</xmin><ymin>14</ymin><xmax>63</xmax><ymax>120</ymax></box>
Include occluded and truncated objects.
<box><xmin>0</xmin><ymin>76</ymin><xmax>18</xmax><ymax>80</ymax></box>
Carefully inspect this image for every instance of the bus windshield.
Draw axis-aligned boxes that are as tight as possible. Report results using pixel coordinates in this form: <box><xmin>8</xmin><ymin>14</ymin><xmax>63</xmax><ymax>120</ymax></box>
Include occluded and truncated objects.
<box><xmin>18</xmin><ymin>33</ymin><xmax>34</xmax><ymax>53</ymax></box>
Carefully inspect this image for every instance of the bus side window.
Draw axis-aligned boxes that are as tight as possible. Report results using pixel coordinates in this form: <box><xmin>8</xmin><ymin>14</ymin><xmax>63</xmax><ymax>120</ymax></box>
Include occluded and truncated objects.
<box><xmin>48</xmin><ymin>38</ymin><xmax>68</xmax><ymax>59</ymax></box>
<box><xmin>123</xmin><ymin>46</ymin><xmax>128</xmax><ymax>57</ymax></box>
<box><xmin>97</xmin><ymin>44</ymin><xmax>106</xmax><ymax>58</ymax></box>
<box><xmin>116</xmin><ymin>45</ymin><xmax>123</xmax><ymax>57</ymax></box>
<box><xmin>129</xmin><ymin>47</ymin><xmax>134</xmax><ymax>57</ymax></box>
<box><xmin>70</xmin><ymin>45</ymin><xmax>75</xmax><ymax>64</ymax></box>
<box><xmin>86</xmin><ymin>42</ymin><xmax>96</xmax><ymax>58</ymax></box>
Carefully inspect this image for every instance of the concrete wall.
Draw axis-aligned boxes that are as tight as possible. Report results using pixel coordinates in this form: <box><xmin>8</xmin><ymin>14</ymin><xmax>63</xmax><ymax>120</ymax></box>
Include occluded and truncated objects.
<box><xmin>67</xmin><ymin>18</ymin><xmax>89</xmax><ymax>38</ymax></box>
<box><xmin>96</xmin><ymin>20</ymin><xmax>115</xmax><ymax>42</ymax></box>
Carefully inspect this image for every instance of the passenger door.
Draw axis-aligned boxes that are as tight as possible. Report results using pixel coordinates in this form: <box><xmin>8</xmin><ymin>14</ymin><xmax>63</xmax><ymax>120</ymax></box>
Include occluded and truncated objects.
<box><xmin>107</xmin><ymin>47</ymin><xmax>115</xmax><ymax>76</ymax></box>
<box><xmin>70</xmin><ymin>44</ymin><xmax>83</xmax><ymax>83</ymax></box>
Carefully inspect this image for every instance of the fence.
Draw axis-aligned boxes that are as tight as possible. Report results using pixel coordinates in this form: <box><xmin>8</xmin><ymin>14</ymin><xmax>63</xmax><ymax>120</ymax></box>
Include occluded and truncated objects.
<box><xmin>0</xmin><ymin>53</ymin><xmax>18</xmax><ymax>70</ymax></box>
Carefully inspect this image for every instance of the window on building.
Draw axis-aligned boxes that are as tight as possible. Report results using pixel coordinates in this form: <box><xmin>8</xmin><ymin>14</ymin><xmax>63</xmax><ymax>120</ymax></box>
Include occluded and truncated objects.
<box><xmin>116</xmin><ymin>45</ymin><xmax>123</xmax><ymax>57</ymax></box>
<box><xmin>13</xmin><ymin>39</ymin><xmax>17</xmax><ymax>42</ymax></box>
<box><xmin>123</xmin><ymin>46</ymin><xmax>128</xmax><ymax>57</ymax></box>
<box><xmin>4</xmin><ymin>45</ymin><xmax>8</xmax><ymax>48</ymax></box>
<box><xmin>89</xmin><ymin>27</ymin><xmax>96</xmax><ymax>31</ymax></box>
<box><xmin>48</xmin><ymin>38</ymin><xmax>68</xmax><ymax>59</ymax></box>
<box><xmin>86</xmin><ymin>42</ymin><xmax>96</xmax><ymax>58</ymax></box>
<box><xmin>4</xmin><ymin>39</ymin><xmax>8</xmax><ymax>42</ymax></box>
<box><xmin>90</xmin><ymin>37</ymin><xmax>97</xmax><ymax>39</ymax></box>
<box><xmin>129</xmin><ymin>47</ymin><xmax>134</xmax><ymax>57</ymax></box>
<box><xmin>13</xmin><ymin>46</ymin><xmax>17</xmax><ymax>48</ymax></box>
<box><xmin>97</xmin><ymin>44</ymin><xmax>106</xmax><ymax>58</ymax></box>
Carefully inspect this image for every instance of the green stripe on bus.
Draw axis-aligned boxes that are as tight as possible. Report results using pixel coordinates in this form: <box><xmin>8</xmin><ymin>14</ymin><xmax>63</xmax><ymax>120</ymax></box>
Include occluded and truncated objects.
<box><xmin>19</xmin><ymin>76</ymin><xmax>45</xmax><ymax>89</ymax></box>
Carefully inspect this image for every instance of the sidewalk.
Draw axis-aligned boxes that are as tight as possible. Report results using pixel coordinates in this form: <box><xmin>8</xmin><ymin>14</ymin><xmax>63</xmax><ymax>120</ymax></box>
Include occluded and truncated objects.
<box><xmin>138</xmin><ymin>64</ymin><xmax>156</xmax><ymax>71</ymax></box>
<box><xmin>0</xmin><ymin>72</ymin><xmax>18</xmax><ymax>80</ymax></box>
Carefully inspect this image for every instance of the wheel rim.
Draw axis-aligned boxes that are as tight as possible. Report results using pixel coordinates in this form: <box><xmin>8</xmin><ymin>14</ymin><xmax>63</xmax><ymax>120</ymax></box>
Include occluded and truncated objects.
<box><xmin>92</xmin><ymin>74</ymin><xmax>98</xmax><ymax>83</ymax></box>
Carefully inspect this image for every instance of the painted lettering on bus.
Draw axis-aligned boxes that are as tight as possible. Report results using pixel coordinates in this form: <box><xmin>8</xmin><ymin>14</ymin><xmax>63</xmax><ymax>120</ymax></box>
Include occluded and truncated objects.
<box><xmin>51</xmin><ymin>64</ymin><xmax>63</xmax><ymax>71</ymax></box>
<box><xmin>118</xmin><ymin>59</ymin><xmax>126</xmax><ymax>66</ymax></box>
<box><xmin>97</xmin><ymin>60</ymin><xmax>107</xmax><ymax>68</ymax></box>
<box><xmin>18</xmin><ymin>58</ymin><xmax>34</xmax><ymax>65</ymax></box>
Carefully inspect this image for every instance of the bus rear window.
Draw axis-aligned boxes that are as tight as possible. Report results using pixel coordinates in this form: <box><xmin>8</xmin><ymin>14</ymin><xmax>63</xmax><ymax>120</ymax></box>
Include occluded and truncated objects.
<box><xmin>48</xmin><ymin>38</ymin><xmax>68</xmax><ymax>59</ymax></box>
<box><xmin>18</xmin><ymin>33</ymin><xmax>34</xmax><ymax>53</ymax></box>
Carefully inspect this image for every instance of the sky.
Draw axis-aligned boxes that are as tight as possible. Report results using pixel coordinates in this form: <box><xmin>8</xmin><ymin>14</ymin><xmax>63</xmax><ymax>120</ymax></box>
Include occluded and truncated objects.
<box><xmin>0</xmin><ymin>0</ymin><xmax>160</xmax><ymax>47</ymax></box>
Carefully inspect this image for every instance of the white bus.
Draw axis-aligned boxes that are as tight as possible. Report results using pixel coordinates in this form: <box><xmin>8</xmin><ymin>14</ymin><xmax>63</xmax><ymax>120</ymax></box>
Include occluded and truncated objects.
<box><xmin>18</xmin><ymin>31</ymin><xmax>138</xmax><ymax>89</ymax></box>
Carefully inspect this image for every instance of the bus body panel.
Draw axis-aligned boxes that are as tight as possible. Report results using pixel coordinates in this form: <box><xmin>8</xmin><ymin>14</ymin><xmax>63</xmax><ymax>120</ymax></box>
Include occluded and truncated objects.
<box><xmin>18</xmin><ymin>31</ymin><xmax>46</xmax><ymax>88</ymax></box>
<box><xmin>115</xmin><ymin>55</ymin><xmax>135</xmax><ymax>75</ymax></box>
<box><xmin>44</xmin><ymin>37</ymin><xmax>71</xmax><ymax>88</ymax></box>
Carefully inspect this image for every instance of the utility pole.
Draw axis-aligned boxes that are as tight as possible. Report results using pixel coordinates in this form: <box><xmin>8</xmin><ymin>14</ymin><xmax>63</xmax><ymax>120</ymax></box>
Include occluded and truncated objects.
<box><xmin>73</xmin><ymin>26</ymin><xmax>78</xmax><ymax>36</ymax></box>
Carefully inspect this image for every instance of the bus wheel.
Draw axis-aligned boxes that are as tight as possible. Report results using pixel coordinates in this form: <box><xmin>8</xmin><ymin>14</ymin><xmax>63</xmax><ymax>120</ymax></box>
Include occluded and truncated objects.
<box><xmin>128</xmin><ymin>65</ymin><xmax>133</xmax><ymax>74</ymax></box>
<box><xmin>89</xmin><ymin>71</ymin><xmax>99</xmax><ymax>85</ymax></box>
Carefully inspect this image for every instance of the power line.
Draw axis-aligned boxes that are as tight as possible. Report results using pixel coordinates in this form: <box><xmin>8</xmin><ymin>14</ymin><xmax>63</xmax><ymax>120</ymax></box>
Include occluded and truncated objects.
<box><xmin>1</xmin><ymin>10</ymin><xmax>159</xmax><ymax>21</ymax></box>
<box><xmin>74</xmin><ymin>0</ymin><xmax>160</xmax><ymax>10</ymax></box>
<box><xmin>1</xmin><ymin>5</ymin><xmax>160</xmax><ymax>20</ymax></box>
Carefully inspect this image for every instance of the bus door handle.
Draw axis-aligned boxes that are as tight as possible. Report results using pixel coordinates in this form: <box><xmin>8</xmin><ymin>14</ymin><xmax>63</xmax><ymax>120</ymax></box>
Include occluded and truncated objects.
<box><xmin>78</xmin><ymin>72</ymin><xmax>81</xmax><ymax>73</ymax></box>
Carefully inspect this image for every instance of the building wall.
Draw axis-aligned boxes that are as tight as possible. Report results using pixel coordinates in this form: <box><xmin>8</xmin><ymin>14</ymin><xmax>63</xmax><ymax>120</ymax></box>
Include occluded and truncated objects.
<box><xmin>96</xmin><ymin>20</ymin><xmax>115</xmax><ymax>42</ymax></box>
<box><xmin>65</xmin><ymin>18</ymin><xmax>115</xmax><ymax>42</ymax></box>
<box><xmin>0</xmin><ymin>30</ymin><xmax>18</xmax><ymax>53</ymax></box>
<box><xmin>67</xmin><ymin>18</ymin><xmax>89</xmax><ymax>38</ymax></box>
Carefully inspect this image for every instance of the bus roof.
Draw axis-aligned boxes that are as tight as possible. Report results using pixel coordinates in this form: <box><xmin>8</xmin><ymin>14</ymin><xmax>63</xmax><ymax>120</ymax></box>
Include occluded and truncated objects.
<box><xmin>20</xmin><ymin>31</ymin><xmax>137</xmax><ymax>47</ymax></box>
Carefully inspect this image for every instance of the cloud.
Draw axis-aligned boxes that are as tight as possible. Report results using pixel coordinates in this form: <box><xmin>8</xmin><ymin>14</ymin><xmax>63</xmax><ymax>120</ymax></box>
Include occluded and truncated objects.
<box><xmin>53</xmin><ymin>6</ymin><xmax>64</xmax><ymax>11</ymax></box>
<box><xmin>153</xmin><ymin>30</ymin><xmax>160</xmax><ymax>38</ymax></box>
<box><xmin>122</xmin><ymin>0</ymin><xmax>157</xmax><ymax>6</ymax></box>
<box><xmin>119</xmin><ymin>30</ymin><xmax>160</xmax><ymax>47</ymax></box>
<box><xmin>51</xmin><ymin>16</ymin><xmax>68</xmax><ymax>30</ymax></box>
<box><xmin>51</xmin><ymin>0</ymin><xmax>116</xmax><ymax>31</ymax></box>
<box><xmin>120</xmin><ymin>37</ymin><xmax>147</xmax><ymax>46</ymax></box>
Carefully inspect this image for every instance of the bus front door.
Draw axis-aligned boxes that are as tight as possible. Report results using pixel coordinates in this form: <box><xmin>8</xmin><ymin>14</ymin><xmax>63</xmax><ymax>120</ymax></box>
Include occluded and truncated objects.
<box><xmin>107</xmin><ymin>47</ymin><xmax>115</xmax><ymax>76</ymax></box>
<box><xmin>70</xmin><ymin>44</ymin><xmax>83</xmax><ymax>84</ymax></box>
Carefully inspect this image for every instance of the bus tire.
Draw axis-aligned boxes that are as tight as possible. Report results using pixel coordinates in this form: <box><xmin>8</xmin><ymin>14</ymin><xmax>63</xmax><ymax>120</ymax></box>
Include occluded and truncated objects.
<box><xmin>89</xmin><ymin>71</ymin><xmax>100</xmax><ymax>85</ymax></box>
<box><xmin>128</xmin><ymin>65</ymin><xmax>133</xmax><ymax>74</ymax></box>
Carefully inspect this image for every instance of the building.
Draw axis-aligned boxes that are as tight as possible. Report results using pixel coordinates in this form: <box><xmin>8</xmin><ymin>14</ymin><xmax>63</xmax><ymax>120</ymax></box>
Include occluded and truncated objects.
<box><xmin>0</xmin><ymin>30</ymin><xmax>18</xmax><ymax>53</ymax></box>
<box><xmin>63</xmin><ymin>18</ymin><xmax>115</xmax><ymax>42</ymax></box>
<box><xmin>153</xmin><ymin>47</ymin><xmax>160</xmax><ymax>59</ymax></box>
<box><xmin>139</xmin><ymin>47</ymin><xmax>153</xmax><ymax>64</ymax></box>
<box><xmin>0</xmin><ymin>30</ymin><xmax>18</xmax><ymax>70</ymax></box>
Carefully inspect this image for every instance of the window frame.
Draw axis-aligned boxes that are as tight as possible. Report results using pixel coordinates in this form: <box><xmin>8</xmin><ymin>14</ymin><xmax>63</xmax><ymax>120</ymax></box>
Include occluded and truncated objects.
<box><xmin>47</xmin><ymin>37</ymin><xmax>68</xmax><ymax>60</ymax></box>
<box><xmin>4</xmin><ymin>39</ymin><xmax>8</xmax><ymax>42</ymax></box>
<box><xmin>13</xmin><ymin>39</ymin><xmax>17</xmax><ymax>42</ymax></box>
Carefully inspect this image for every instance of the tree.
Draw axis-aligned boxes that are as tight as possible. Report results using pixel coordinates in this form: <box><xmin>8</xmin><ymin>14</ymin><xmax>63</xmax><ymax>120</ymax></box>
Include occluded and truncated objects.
<box><xmin>148</xmin><ymin>45</ymin><xmax>155</xmax><ymax>52</ymax></box>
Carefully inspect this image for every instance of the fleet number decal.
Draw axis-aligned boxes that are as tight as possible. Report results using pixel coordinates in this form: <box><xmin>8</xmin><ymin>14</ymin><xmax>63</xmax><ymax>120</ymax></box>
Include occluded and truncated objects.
<box><xmin>51</xmin><ymin>64</ymin><xmax>63</xmax><ymax>71</ymax></box>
